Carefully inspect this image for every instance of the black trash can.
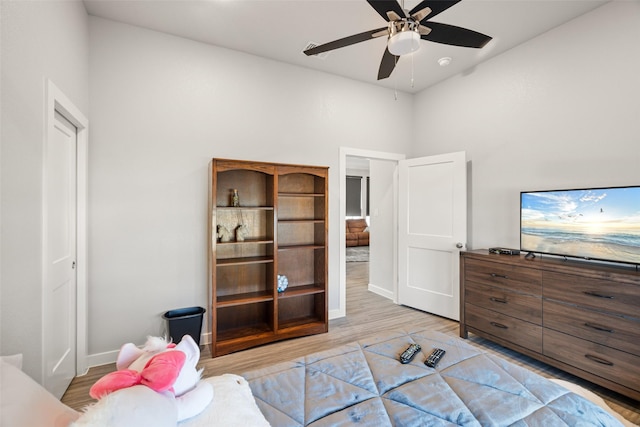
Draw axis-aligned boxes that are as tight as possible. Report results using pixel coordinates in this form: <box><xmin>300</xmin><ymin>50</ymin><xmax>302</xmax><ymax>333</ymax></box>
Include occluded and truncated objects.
<box><xmin>162</xmin><ymin>306</ymin><xmax>206</xmax><ymax>346</ymax></box>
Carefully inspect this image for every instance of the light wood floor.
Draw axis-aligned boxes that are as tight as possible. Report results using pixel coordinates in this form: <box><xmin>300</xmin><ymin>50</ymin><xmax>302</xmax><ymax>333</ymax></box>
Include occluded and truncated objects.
<box><xmin>62</xmin><ymin>261</ymin><xmax>640</xmax><ymax>423</ymax></box>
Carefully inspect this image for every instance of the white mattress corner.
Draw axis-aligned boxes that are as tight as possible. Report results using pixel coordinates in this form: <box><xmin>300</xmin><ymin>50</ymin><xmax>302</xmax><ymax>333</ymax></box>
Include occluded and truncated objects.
<box><xmin>180</xmin><ymin>374</ymin><xmax>270</xmax><ymax>427</ymax></box>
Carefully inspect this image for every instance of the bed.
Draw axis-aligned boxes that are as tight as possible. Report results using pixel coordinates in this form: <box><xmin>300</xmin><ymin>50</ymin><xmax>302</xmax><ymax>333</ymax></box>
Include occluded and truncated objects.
<box><xmin>242</xmin><ymin>328</ymin><xmax>632</xmax><ymax>426</ymax></box>
<box><xmin>1</xmin><ymin>329</ymin><xmax>634</xmax><ymax>426</ymax></box>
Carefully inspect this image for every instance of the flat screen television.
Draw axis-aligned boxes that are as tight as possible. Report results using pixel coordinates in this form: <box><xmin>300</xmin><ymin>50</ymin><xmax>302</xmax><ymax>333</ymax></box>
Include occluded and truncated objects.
<box><xmin>520</xmin><ymin>185</ymin><xmax>640</xmax><ymax>266</ymax></box>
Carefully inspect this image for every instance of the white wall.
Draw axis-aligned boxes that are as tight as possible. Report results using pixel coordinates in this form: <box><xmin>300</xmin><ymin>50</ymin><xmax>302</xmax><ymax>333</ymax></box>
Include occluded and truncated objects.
<box><xmin>412</xmin><ymin>1</ymin><xmax>640</xmax><ymax>251</ymax></box>
<box><xmin>368</xmin><ymin>159</ymin><xmax>396</xmax><ymax>299</ymax></box>
<box><xmin>0</xmin><ymin>0</ymin><xmax>89</xmax><ymax>381</ymax></box>
<box><xmin>87</xmin><ymin>17</ymin><xmax>413</xmax><ymax>356</ymax></box>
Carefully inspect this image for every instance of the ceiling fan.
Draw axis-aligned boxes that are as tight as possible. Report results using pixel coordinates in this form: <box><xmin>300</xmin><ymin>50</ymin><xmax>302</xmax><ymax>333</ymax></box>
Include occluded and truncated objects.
<box><xmin>304</xmin><ymin>0</ymin><xmax>492</xmax><ymax>80</ymax></box>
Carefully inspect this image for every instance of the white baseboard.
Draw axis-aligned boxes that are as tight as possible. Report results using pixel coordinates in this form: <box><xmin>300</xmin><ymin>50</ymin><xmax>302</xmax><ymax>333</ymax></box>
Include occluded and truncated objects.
<box><xmin>201</xmin><ymin>332</ymin><xmax>211</xmax><ymax>346</ymax></box>
<box><xmin>368</xmin><ymin>283</ymin><xmax>394</xmax><ymax>300</ymax></box>
<box><xmin>85</xmin><ymin>332</ymin><xmax>212</xmax><ymax>370</ymax></box>
<box><xmin>329</xmin><ymin>308</ymin><xmax>345</xmax><ymax>320</ymax></box>
<box><xmin>86</xmin><ymin>349</ymin><xmax>119</xmax><ymax>369</ymax></box>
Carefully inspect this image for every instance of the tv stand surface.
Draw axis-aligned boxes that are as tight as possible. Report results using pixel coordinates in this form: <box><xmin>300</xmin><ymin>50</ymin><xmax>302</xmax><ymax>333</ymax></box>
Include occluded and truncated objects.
<box><xmin>460</xmin><ymin>249</ymin><xmax>640</xmax><ymax>401</ymax></box>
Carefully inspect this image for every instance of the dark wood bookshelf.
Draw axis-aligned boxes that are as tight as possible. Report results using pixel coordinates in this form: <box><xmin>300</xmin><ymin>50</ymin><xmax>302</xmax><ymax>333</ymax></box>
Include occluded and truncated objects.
<box><xmin>209</xmin><ymin>159</ymin><xmax>328</xmax><ymax>357</ymax></box>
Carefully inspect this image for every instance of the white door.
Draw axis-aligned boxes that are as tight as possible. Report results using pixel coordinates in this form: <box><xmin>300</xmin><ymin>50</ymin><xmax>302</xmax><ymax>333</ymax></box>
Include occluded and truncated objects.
<box><xmin>398</xmin><ymin>152</ymin><xmax>467</xmax><ymax>320</ymax></box>
<box><xmin>43</xmin><ymin>110</ymin><xmax>77</xmax><ymax>398</ymax></box>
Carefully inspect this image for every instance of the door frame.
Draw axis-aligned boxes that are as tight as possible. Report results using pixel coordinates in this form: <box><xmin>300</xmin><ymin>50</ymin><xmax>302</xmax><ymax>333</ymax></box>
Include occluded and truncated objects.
<box><xmin>335</xmin><ymin>147</ymin><xmax>405</xmax><ymax>319</ymax></box>
<box><xmin>43</xmin><ymin>80</ymin><xmax>89</xmax><ymax>377</ymax></box>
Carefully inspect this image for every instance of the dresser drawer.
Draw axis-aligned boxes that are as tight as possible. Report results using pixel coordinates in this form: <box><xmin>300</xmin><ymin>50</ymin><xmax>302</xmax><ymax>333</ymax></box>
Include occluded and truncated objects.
<box><xmin>544</xmin><ymin>300</ymin><xmax>640</xmax><ymax>357</ymax></box>
<box><xmin>466</xmin><ymin>282</ymin><xmax>542</xmax><ymax>324</ymax></box>
<box><xmin>543</xmin><ymin>271</ymin><xmax>640</xmax><ymax>319</ymax></box>
<box><xmin>465</xmin><ymin>258</ymin><xmax>541</xmax><ymax>295</ymax></box>
<box><xmin>466</xmin><ymin>304</ymin><xmax>542</xmax><ymax>353</ymax></box>
<box><xmin>544</xmin><ymin>329</ymin><xmax>640</xmax><ymax>394</ymax></box>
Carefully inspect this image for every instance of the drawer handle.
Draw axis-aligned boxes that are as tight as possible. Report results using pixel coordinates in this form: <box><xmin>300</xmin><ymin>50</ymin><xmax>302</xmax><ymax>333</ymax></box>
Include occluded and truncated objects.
<box><xmin>584</xmin><ymin>354</ymin><xmax>614</xmax><ymax>366</ymax></box>
<box><xmin>490</xmin><ymin>273</ymin><xmax>509</xmax><ymax>279</ymax></box>
<box><xmin>490</xmin><ymin>322</ymin><xmax>508</xmax><ymax>329</ymax></box>
<box><xmin>490</xmin><ymin>297</ymin><xmax>508</xmax><ymax>304</ymax></box>
<box><xmin>584</xmin><ymin>322</ymin><xmax>614</xmax><ymax>333</ymax></box>
<box><xmin>583</xmin><ymin>291</ymin><xmax>614</xmax><ymax>299</ymax></box>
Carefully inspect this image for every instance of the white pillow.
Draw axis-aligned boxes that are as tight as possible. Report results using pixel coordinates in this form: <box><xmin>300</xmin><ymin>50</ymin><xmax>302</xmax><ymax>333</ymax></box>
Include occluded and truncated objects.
<box><xmin>0</xmin><ymin>355</ymin><xmax>79</xmax><ymax>427</ymax></box>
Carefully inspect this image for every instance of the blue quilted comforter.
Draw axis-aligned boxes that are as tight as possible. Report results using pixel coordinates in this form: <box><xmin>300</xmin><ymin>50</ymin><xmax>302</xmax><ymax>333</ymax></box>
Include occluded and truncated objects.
<box><xmin>242</xmin><ymin>329</ymin><xmax>623</xmax><ymax>426</ymax></box>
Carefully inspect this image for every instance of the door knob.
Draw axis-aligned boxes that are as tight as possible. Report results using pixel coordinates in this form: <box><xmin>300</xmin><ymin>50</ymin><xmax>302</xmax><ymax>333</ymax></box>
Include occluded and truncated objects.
<box><xmin>456</xmin><ymin>243</ymin><xmax>464</xmax><ymax>249</ymax></box>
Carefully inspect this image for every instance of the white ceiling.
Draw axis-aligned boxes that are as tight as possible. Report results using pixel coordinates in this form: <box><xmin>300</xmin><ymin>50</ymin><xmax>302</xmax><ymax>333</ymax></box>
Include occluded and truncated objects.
<box><xmin>83</xmin><ymin>0</ymin><xmax>608</xmax><ymax>94</ymax></box>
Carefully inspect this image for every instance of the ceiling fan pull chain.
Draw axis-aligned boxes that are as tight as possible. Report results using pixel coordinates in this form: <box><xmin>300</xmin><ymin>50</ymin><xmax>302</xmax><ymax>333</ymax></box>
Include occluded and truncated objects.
<box><xmin>411</xmin><ymin>52</ymin><xmax>415</xmax><ymax>89</ymax></box>
<box><xmin>393</xmin><ymin>55</ymin><xmax>399</xmax><ymax>101</ymax></box>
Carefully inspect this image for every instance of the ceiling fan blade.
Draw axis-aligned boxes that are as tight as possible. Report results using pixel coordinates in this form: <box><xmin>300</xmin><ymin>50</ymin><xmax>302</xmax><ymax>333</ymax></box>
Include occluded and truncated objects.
<box><xmin>409</xmin><ymin>0</ymin><xmax>461</xmax><ymax>23</ymax></box>
<box><xmin>386</xmin><ymin>11</ymin><xmax>403</xmax><ymax>21</ymax></box>
<box><xmin>304</xmin><ymin>27</ymin><xmax>388</xmax><ymax>56</ymax></box>
<box><xmin>418</xmin><ymin>25</ymin><xmax>432</xmax><ymax>36</ymax></box>
<box><xmin>411</xmin><ymin>6</ymin><xmax>432</xmax><ymax>23</ymax></box>
<box><xmin>421</xmin><ymin>21</ymin><xmax>492</xmax><ymax>48</ymax></box>
<box><xmin>366</xmin><ymin>0</ymin><xmax>406</xmax><ymax>22</ymax></box>
<box><xmin>377</xmin><ymin>47</ymin><xmax>399</xmax><ymax>80</ymax></box>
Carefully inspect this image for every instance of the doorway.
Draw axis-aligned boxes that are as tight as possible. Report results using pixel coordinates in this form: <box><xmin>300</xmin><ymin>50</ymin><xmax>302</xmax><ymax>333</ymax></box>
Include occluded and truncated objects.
<box><xmin>346</xmin><ymin>160</ymin><xmax>371</xmax><ymax>289</ymax></box>
<box><xmin>337</xmin><ymin>148</ymin><xmax>405</xmax><ymax>319</ymax></box>
<box><xmin>337</xmin><ymin>148</ymin><xmax>467</xmax><ymax>322</ymax></box>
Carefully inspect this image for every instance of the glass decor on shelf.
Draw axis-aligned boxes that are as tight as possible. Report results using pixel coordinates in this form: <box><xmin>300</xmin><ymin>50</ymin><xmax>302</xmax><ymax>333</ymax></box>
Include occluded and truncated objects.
<box><xmin>277</xmin><ymin>275</ymin><xmax>289</xmax><ymax>293</ymax></box>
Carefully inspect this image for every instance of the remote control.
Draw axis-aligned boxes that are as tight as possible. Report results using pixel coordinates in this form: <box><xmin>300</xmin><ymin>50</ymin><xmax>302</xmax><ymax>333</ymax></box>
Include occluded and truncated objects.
<box><xmin>399</xmin><ymin>343</ymin><xmax>421</xmax><ymax>364</ymax></box>
<box><xmin>425</xmin><ymin>348</ymin><xmax>446</xmax><ymax>368</ymax></box>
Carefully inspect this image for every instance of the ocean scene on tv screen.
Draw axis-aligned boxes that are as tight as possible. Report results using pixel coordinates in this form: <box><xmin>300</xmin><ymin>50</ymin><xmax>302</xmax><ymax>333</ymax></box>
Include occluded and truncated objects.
<box><xmin>521</xmin><ymin>187</ymin><xmax>640</xmax><ymax>265</ymax></box>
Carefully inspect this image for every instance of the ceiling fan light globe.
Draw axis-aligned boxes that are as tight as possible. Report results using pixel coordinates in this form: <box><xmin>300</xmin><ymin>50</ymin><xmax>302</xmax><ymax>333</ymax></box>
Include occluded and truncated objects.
<box><xmin>388</xmin><ymin>31</ymin><xmax>420</xmax><ymax>56</ymax></box>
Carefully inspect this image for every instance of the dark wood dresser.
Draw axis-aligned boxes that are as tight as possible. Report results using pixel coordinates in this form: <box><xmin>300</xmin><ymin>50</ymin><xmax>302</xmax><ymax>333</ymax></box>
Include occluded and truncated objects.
<box><xmin>460</xmin><ymin>249</ymin><xmax>640</xmax><ymax>400</ymax></box>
